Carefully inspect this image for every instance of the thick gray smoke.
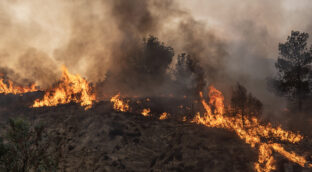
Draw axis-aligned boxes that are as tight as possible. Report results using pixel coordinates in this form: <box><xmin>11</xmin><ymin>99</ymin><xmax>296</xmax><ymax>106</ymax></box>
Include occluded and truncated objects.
<box><xmin>178</xmin><ymin>0</ymin><xmax>312</xmax><ymax>116</ymax></box>
<box><xmin>48</xmin><ymin>0</ymin><xmax>227</xmax><ymax>97</ymax></box>
<box><xmin>0</xmin><ymin>0</ymin><xmax>312</xmax><ymax>116</ymax></box>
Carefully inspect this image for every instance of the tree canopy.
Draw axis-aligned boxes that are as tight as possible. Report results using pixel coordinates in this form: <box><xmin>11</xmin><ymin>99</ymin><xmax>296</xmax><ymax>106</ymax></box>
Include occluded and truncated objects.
<box><xmin>270</xmin><ymin>31</ymin><xmax>312</xmax><ymax>110</ymax></box>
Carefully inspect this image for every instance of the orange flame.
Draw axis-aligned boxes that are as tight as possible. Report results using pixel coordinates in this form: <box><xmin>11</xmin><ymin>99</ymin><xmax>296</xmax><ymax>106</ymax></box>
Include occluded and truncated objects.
<box><xmin>159</xmin><ymin>112</ymin><xmax>169</xmax><ymax>120</ymax></box>
<box><xmin>110</xmin><ymin>93</ymin><xmax>130</xmax><ymax>112</ymax></box>
<box><xmin>254</xmin><ymin>144</ymin><xmax>276</xmax><ymax>172</ymax></box>
<box><xmin>109</xmin><ymin>87</ymin><xmax>311</xmax><ymax>171</ymax></box>
<box><xmin>141</xmin><ymin>108</ymin><xmax>150</xmax><ymax>116</ymax></box>
<box><xmin>192</xmin><ymin>86</ymin><xmax>311</xmax><ymax>172</ymax></box>
<box><xmin>32</xmin><ymin>66</ymin><xmax>95</xmax><ymax>110</ymax></box>
<box><xmin>0</xmin><ymin>79</ymin><xmax>37</xmax><ymax>94</ymax></box>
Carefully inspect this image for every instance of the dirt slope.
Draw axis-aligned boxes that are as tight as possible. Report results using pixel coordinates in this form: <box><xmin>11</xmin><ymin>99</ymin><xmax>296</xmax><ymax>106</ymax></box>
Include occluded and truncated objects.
<box><xmin>0</xmin><ymin>97</ymin><xmax>310</xmax><ymax>172</ymax></box>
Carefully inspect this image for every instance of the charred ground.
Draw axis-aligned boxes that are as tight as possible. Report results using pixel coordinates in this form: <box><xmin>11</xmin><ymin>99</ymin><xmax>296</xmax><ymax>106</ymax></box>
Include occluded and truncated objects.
<box><xmin>0</xmin><ymin>93</ymin><xmax>311</xmax><ymax>172</ymax></box>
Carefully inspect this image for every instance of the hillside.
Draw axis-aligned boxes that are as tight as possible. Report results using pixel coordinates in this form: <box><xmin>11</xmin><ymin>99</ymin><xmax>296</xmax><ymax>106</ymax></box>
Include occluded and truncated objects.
<box><xmin>0</xmin><ymin>101</ymin><xmax>261</xmax><ymax>172</ymax></box>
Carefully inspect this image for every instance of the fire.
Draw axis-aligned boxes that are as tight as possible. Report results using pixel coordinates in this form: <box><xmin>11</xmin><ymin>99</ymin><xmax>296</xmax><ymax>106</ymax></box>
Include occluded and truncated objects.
<box><xmin>0</xmin><ymin>79</ymin><xmax>37</xmax><ymax>94</ymax></box>
<box><xmin>159</xmin><ymin>112</ymin><xmax>169</xmax><ymax>120</ymax></box>
<box><xmin>109</xmin><ymin>86</ymin><xmax>311</xmax><ymax>171</ymax></box>
<box><xmin>110</xmin><ymin>93</ymin><xmax>130</xmax><ymax>112</ymax></box>
<box><xmin>271</xmin><ymin>143</ymin><xmax>311</xmax><ymax>167</ymax></box>
<box><xmin>192</xmin><ymin>86</ymin><xmax>311</xmax><ymax>172</ymax></box>
<box><xmin>208</xmin><ymin>86</ymin><xmax>224</xmax><ymax>115</ymax></box>
<box><xmin>254</xmin><ymin>144</ymin><xmax>275</xmax><ymax>172</ymax></box>
<box><xmin>109</xmin><ymin>94</ymin><xmax>151</xmax><ymax>116</ymax></box>
<box><xmin>32</xmin><ymin>66</ymin><xmax>96</xmax><ymax>110</ymax></box>
<box><xmin>141</xmin><ymin>108</ymin><xmax>150</xmax><ymax>116</ymax></box>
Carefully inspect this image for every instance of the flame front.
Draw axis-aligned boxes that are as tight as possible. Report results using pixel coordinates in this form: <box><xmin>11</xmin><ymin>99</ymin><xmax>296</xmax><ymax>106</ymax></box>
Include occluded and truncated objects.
<box><xmin>192</xmin><ymin>86</ymin><xmax>311</xmax><ymax>172</ymax></box>
<box><xmin>109</xmin><ymin>87</ymin><xmax>311</xmax><ymax>171</ymax></box>
<box><xmin>110</xmin><ymin>93</ymin><xmax>130</xmax><ymax>112</ymax></box>
<box><xmin>0</xmin><ymin>79</ymin><xmax>37</xmax><ymax>94</ymax></box>
<box><xmin>32</xmin><ymin>66</ymin><xmax>95</xmax><ymax>110</ymax></box>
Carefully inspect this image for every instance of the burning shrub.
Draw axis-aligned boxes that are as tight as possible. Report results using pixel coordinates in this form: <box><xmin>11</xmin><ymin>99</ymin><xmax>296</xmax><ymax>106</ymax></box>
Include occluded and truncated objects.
<box><xmin>32</xmin><ymin>66</ymin><xmax>96</xmax><ymax>110</ymax></box>
<box><xmin>0</xmin><ymin>67</ymin><xmax>38</xmax><ymax>95</ymax></box>
<box><xmin>0</xmin><ymin>118</ymin><xmax>58</xmax><ymax>172</ymax></box>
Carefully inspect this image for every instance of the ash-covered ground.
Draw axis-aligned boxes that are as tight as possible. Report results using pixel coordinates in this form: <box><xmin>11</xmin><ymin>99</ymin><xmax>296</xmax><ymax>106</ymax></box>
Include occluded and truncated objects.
<box><xmin>0</xmin><ymin>94</ymin><xmax>311</xmax><ymax>172</ymax></box>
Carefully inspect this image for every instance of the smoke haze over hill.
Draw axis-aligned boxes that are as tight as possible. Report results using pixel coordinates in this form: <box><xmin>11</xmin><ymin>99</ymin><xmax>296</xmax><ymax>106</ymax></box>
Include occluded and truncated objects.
<box><xmin>1</xmin><ymin>0</ymin><xmax>312</xmax><ymax>115</ymax></box>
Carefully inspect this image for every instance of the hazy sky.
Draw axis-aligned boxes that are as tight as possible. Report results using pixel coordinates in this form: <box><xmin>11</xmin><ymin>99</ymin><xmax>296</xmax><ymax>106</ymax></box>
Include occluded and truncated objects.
<box><xmin>178</xmin><ymin>0</ymin><xmax>312</xmax><ymax>92</ymax></box>
<box><xmin>2</xmin><ymin>0</ymin><xmax>311</xmax><ymax>61</ymax></box>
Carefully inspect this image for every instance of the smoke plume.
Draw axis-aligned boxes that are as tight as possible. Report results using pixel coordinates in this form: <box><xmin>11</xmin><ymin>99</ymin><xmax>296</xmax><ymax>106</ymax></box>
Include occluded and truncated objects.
<box><xmin>1</xmin><ymin>0</ymin><xmax>312</xmax><ymax>116</ymax></box>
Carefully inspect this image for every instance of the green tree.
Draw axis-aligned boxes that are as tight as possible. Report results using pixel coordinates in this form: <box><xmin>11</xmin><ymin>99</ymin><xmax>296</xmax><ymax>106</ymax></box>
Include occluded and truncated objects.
<box><xmin>271</xmin><ymin>31</ymin><xmax>312</xmax><ymax>111</ymax></box>
<box><xmin>0</xmin><ymin>118</ymin><xmax>58</xmax><ymax>172</ymax></box>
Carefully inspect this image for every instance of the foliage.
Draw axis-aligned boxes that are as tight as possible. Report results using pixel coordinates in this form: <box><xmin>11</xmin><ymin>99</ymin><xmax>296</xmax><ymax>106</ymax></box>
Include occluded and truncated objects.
<box><xmin>270</xmin><ymin>31</ymin><xmax>312</xmax><ymax>110</ymax></box>
<box><xmin>0</xmin><ymin>118</ymin><xmax>58</xmax><ymax>172</ymax></box>
<box><xmin>230</xmin><ymin>83</ymin><xmax>263</xmax><ymax>119</ymax></box>
<box><xmin>174</xmin><ymin>53</ymin><xmax>205</xmax><ymax>95</ymax></box>
<box><xmin>129</xmin><ymin>35</ymin><xmax>174</xmax><ymax>82</ymax></box>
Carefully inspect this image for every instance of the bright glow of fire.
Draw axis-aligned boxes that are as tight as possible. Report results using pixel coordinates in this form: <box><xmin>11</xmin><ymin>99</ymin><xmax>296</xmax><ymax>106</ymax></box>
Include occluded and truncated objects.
<box><xmin>32</xmin><ymin>66</ymin><xmax>96</xmax><ymax>110</ymax></box>
<box><xmin>192</xmin><ymin>86</ymin><xmax>311</xmax><ymax>172</ymax></box>
<box><xmin>141</xmin><ymin>108</ymin><xmax>150</xmax><ymax>116</ymax></box>
<box><xmin>109</xmin><ymin>87</ymin><xmax>311</xmax><ymax>171</ymax></box>
<box><xmin>110</xmin><ymin>93</ymin><xmax>130</xmax><ymax>112</ymax></box>
<box><xmin>159</xmin><ymin>112</ymin><xmax>169</xmax><ymax>120</ymax></box>
<box><xmin>0</xmin><ymin>79</ymin><xmax>37</xmax><ymax>94</ymax></box>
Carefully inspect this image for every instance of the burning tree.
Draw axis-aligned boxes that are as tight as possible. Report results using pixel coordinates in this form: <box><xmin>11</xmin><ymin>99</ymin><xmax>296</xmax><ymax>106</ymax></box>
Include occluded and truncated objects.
<box><xmin>270</xmin><ymin>31</ymin><xmax>312</xmax><ymax>111</ymax></box>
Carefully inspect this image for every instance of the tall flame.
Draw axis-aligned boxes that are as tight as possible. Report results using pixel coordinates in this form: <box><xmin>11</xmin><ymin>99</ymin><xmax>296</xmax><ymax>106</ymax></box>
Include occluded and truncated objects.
<box><xmin>0</xmin><ymin>79</ymin><xmax>37</xmax><ymax>94</ymax></box>
<box><xmin>32</xmin><ymin>66</ymin><xmax>95</xmax><ymax>109</ymax></box>
<box><xmin>192</xmin><ymin>86</ymin><xmax>311</xmax><ymax>172</ymax></box>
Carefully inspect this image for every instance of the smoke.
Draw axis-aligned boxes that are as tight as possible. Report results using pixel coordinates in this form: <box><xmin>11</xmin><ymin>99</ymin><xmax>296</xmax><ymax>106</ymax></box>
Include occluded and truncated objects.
<box><xmin>0</xmin><ymin>0</ymin><xmax>227</xmax><ymax>92</ymax></box>
<box><xmin>0</xmin><ymin>0</ymin><xmax>70</xmax><ymax>87</ymax></box>
<box><xmin>49</xmin><ymin>0</ymin><xmax>227</xmax><ymax>97</ymax></box>
<box><xmin>17</xmin><ymin>48</ymin><xmax>58</xmax><ymax>88</ymax></box>
<box><xmin>177</xmin><ymin>0</ymin><xmax>312</xmax><ymax>116</ymax></box>
<box><xmin>0</xmin><ymin>66</ymin><xmax>33</xmax><ymax>86</ymax></box>
<box><xmin>0</xmin><ymin>0</ymin><xmax>312</xmax><ymax>116</ymax></box>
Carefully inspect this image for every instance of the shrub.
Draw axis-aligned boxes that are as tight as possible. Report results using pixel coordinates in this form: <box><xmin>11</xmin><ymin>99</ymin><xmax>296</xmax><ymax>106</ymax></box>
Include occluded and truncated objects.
<box><xmin>0</xmin><ymin>118</ymin><xmax>58</xmax><ymax>172</ymax></box>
